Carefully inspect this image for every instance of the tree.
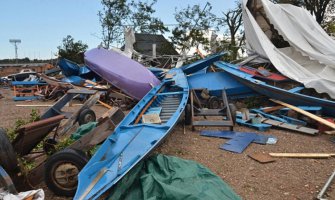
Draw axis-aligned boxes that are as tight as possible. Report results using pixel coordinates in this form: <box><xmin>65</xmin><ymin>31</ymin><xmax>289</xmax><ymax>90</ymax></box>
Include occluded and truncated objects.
<box><xmin>272</xmin><ymin>0</ymin><xmax>332</xmax><ymax>25</ymax></box>
<box><xmin>219</xmin><ymin>2</ymin><xmax>244</xmax><ymax>60</ymax></box>
<box><xmin>170</xmin><ymin>2</ymin><xmax>217</xmax><ymax>52</ymax></box>
<box><xmin>304</xmin><ymin>0</ymin><xmax>332</xmax><ymax>24</ymax></box>
<box><xmin>98</xmin><ymin>0</ymin><xmax>129</xmax><ymax>49</ymax></box>
<box><xmin>129</xmin><ymin>0</ymin><xmax>168</xmax><ymax>34</ymax></box>
<box><xmin>57</xmin><ymin>35</ymin><xmax>88</xmax><ymax>64</ymax></box>
<box><xmin>99</xmin><ymin>0</ymin><xmax>168</xmax><ymax>48</ymax></box>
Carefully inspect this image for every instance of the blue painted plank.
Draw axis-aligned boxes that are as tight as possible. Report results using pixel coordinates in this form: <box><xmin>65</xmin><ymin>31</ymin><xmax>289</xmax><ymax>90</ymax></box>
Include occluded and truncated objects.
<box><xmin>200</xmin><ymin>130</ymin><xmax>235</xmax><ymax>138</ymax></box>
<box><xmin>200</xmin><ymin>130</ymin><xmax>274</xmax><ymax>145</ymax></box>
<box><xmin>236</xmin><ymin>118</ymin><xmax>272</xmax><ymax>131</ymax></box>
<box><xmin>288</xmin><ymin>86</ymin><xmax>304</xmax><ymax>93</ymax></box>
<box><xmin>220</xmin><ymin>133</ymin><xmax>257</xmax><ymax>153</ymax></box>
<box><xmin>146</xmin><ymin>107</ymin><xmax>162</xmax><ymax>115</ymax></box>
<box><xmin>251</xmin><ymin>109</ymin><xmax>287</xmax><ymax>123</ymax></box>
<box><xmin>13</xmin><ymin>96</ymin><xmax>41</xmax><ymax>101</ymax></box>
<box><xmin>11</xmin><ymin>81</ymin><xmax>47</xmax><ymax>85</ymax></box>
<box><xmin>280</xmin><ymin>115</ymin><xmax>307</xmax><ymax>126</ymax></box>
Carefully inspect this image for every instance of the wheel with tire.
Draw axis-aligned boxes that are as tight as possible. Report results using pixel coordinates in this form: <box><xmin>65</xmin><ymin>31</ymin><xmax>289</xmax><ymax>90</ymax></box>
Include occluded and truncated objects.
<box><xmin>184</xmin><ymin>104</ymin><xmax>192</xmax><ymax>125</ymax></box>
<box><xmin>228</xmin><ymin>103</ymin><xmax>237</xmax><ymax>125</ymax></box>
<box><xmin>78</xmin><ymin>109</ymin><xmax>96</xmax><ymax>125</ymax></box>
<box><xmin>44</xmin><ymin>148</ymin><xmax>89</xmax><ymax>197</ymax></box>
<box><xmin>0</xmin><ymin>128</ymin><xmax>19</xmax><ymax>175</ymax></box>
<box><xmin>208</xmin><ymin>96</ymin><xmax>220</xmax><ymax>109</ymax></box>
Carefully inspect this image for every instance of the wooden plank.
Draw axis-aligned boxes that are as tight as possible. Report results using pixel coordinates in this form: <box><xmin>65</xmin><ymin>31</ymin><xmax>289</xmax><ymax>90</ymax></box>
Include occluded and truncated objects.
<box><xmin>57</xmin><ymin>92</ymin><xmax>102</xmax><ymax>137</ymax></box>
<box><xmin>269</xmin><ymin>153</ymin><xmax>335</xmax><ymax>158</ymax></box>
<box><xmin>16</xmin><ymin>104</ymin><xmax>53</xmax><ymax>107</ymax></box>
<box><xmin>248</xmin><ymin>153</ymin><xmax>276</xmax><ymax>163</ymax></box>
<box><xmin>142</xmin><ymin>113</ymin><xmax>161</xmax><ymax>124</ymax></box>
<box><xmin>270</xmin><ymin>99</ymin><xmax>335</xmax><ymax>130</ymax></box>
<box><xmin>67</xmin><ymin>89</ymin><xmax>97</xmax><ymax>95</ymax></box>
<box><xmin>70</xmin><ymin>118</ymin><xmax>115</xmax><ymax>151</ymax></box>
<box><xmin>261</xmin><ymin>118</ymin><xmax>318</xmax><ymax>135</ymax></box>
<box><xmin>97</xmin><ymin>100</ymin><xmax>113</xmax><ymax>109</ymax></box>
<box><xmin>262</xmin><ymin>106</ymin><xmax>284</xmax><ymax>113</ymax></box>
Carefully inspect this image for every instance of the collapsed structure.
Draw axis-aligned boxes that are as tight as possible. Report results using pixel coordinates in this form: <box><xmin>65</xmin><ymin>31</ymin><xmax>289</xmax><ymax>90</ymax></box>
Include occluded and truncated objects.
<box><xmin>242</xmin><ymin>0</ymin><xmax>335</xmax><ymax>98</ymax></box>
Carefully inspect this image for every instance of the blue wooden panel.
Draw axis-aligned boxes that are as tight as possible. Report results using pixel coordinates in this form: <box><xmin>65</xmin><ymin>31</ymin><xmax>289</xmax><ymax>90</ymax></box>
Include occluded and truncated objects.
<box><xmin>220</xmin><ymin>133</ymin><xmax>257</xmax><ymax>153</ymax></box>
<box><xmin>288</xmin><ymin>86</ymin><xmax>304</xmax><ymax>93</ymax></box>
<box><xmin>200</xmin><ymin>130</ymin><xmax>235</xmax><ymax>138</ymax></box>
<box><xmin>13</xmin><ymin>96</ymin><xmax>40</xmax><ymax>101</ymax></box>
<box><xmin>187</xmin><ymin>72</ymin><xmax>255</xmax><ymax>98</ymax></box>
<box><xmin>11</xmin><ymin>81</ymin><xmax>47</xmax><ymax>85</ymax></box>
<box><xmin>236</xmin><ymin>118</ymin><xmax>272</xmax><ymax>131</ymax></box>
<box><xmin>200</xmin><ymin>130</ymin><xmax>274</xmax><ymax>145</ymax></box>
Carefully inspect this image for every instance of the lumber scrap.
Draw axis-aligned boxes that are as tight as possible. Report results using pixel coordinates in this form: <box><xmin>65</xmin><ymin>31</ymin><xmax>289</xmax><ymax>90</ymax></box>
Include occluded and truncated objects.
<box><xmin>270</xmin><ymin>99</ymin><xmax>335</xmax><ymax>130</ymax></box>
<box><xmin>248</xmin><ymin>152</ymin><xmax>276</xmax><ymax>163</ymax></box>
<box><xmin>269</xmin><ymin>153</ymin><xmax>335</xmax><ymax>158</ymax></box>
<box><xmin>261</xmin><ymin>118</ymin><xmax>318</xmax><ymax>135</ymax></box>
<box><xmin>262</xmin><ymin>106</ymin><xmax>284</xmax><ymax>113</ymax></box>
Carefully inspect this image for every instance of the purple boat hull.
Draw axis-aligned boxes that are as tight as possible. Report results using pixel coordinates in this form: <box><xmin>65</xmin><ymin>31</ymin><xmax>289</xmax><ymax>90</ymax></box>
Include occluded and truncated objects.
<box><xmin>84</xmin><ymin>48</ymin><xmax>160</xmax><ymax>100</ymax></box>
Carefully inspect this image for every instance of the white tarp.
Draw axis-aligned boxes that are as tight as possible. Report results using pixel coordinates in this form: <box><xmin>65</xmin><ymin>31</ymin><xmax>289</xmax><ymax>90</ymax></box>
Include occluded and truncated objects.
<box><xmin>242</xmin><ymin>0</ymin><xmax>335</xmax><ymax>98</ymax></box>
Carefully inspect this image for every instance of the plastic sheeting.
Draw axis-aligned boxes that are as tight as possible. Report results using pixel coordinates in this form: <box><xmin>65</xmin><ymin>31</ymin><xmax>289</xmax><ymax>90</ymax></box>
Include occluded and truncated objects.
<box><xmin>108</xmin><ymin>154</ymin><xmax>241</xmax><ymax>200</ymax></box>
<box><xmin>242</xmin><ymin>0</ymin><xmax>335</xmax><ymax>98</ymax></box>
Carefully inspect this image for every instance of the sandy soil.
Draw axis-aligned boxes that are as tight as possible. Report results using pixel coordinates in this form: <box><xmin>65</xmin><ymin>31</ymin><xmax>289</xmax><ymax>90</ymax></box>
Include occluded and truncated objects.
<box><xmin>1</xmin><ymin>87</ymin><xmax>335</xmax><ymax>200</ymax></box>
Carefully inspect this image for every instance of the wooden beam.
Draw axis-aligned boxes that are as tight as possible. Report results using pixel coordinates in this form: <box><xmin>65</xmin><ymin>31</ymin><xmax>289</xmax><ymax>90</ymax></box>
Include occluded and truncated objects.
<box><xmin>269</xmin><ymin>153</ymin><xmax>335</xmax><ymax>158</ymax></box>
<box><xmin>262</xmin><ymin>106</ymin><xmax>284</xmax><ymax>113</ymax></box>
<box><xmin>270</xmin><ymin>99</ymin><xmax>335</xmax><ymax>130</ymax></box>
<box><xmin>97</xmin><ymin>100</ymin><xmax>113</xmax><ymax>109</ymax></box>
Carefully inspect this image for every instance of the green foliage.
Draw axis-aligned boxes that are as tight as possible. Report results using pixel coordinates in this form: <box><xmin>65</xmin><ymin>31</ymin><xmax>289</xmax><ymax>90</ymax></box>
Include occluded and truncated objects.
<box><xmin>89</xmin><ymin>145</ymin><xmax>100</xmax><ymax>156</ymax></box>
<box><xmin>57</xmin><ymin>35</ymin><xmax>88</xmax><ymax>63</ymax></box>
<box><xmin>55</xmin><ymin>137</ymin><xmax>75</xmax><ymax>152</ymax></box>
<box><xmin>18</xmin><ymin>157</ymin><xmax>36</xmax><ymax>171</ymax></box>
<box><xmin>6</xmin><ymin>109</ymin><xmax>40</xmax><ymax>141</ymax></box>
<box><xmin>98</xmin><ymin>0</ymin><xmax>129</xmax><ymax>48</ymax></box>
<box><xmin>170</xmin><ymin>2</ymin><xmax>217</xmax><ymax>52</ymax></box>
<box><xmin>99</xmin><ymin>0</ymin><xmax>168</xmax><ymax>48</ymax></box>
<box><xmin>217</xmin><ymin>2</ymin><xmax>244</xmax><ymax>61</ymax></box>
<box><xmin>129</xmin><ymin>0</ymin><xmax>168</xmax><ymax>34</ymax></box>
<box><xmin>272</xmin><ymin>0</ymin><xmax>333</xmax><ymax>25</ymax></box>
<box><xmin>29</xmin><ymin>108</ymin><xmax>40</xmax><ymax>122</ymax></box>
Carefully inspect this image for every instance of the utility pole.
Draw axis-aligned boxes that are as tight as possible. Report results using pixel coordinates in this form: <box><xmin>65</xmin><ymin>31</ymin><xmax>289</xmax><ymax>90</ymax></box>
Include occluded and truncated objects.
<box><xmin>9</xmin><ymin>39</ymin><xmax>21</xmax><ymax>63</ymax></box>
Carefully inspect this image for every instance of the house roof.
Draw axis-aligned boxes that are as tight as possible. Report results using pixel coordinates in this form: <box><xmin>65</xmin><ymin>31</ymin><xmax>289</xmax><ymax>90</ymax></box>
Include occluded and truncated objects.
<box><xmin>134</xmin><ymin>33</ymin><xmax>179</xmax><ymax>56</ymax></box>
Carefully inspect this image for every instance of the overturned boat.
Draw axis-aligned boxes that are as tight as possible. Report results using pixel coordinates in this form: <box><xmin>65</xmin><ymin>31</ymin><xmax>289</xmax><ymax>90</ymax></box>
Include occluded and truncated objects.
<box><xmin>74</xmin><ymin>67</ymin><xmax>189</xmax><ymax>200</ymax></box>
<box><xmin>84</xmin><ymin>48</ymin><xmax>161</xmax><ymax>100</ymax></box>
<box><xmin>215</xmin><ymin>61</ymin><xmax>335</xmax><ymax>117</ymax></box>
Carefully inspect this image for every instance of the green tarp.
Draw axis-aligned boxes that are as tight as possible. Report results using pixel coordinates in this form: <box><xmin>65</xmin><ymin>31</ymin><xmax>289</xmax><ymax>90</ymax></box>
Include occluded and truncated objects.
<box><xmin>70</xmin><ymin>122</ymin><xmax>97</xmax><ymax>140</ymax></box>
<box><xmin>108</xmin><ymin>154</ymin><xmax>241</xmax><ymax>200</ymax></box>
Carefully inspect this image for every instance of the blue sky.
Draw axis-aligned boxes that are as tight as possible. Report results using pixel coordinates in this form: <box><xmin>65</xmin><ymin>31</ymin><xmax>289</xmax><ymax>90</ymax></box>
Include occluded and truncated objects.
<box><xmin>0</xmin><ymin>0</ymin><xmax>236</xmax><ymax>59</ymax></box>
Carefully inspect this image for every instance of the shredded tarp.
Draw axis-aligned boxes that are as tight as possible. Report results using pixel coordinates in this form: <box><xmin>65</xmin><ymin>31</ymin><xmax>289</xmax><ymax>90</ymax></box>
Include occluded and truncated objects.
<box><xmin>108</xmin><ymin>154</ymin><xmax>241</xmax><ymax>200</ymax></box>
<box><xmin>242</xmin><ymin>0</ymin><xmax>335</xmax><ymax>98</ymax></box>
<box><xmin>0</xmin><ymin>189</ymin><xmax>44</xmax><ymax>200</ymax></box>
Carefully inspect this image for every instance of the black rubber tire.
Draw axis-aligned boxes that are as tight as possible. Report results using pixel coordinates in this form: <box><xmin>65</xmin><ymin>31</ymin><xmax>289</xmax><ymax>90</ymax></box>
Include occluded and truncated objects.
<box><xmin>0</xmin><ymin>128</ymin><xmax>19</xmax><ymax>175</ymax></box>
<box><xmin>44</xmin><ymin>148</ymin><xmax>89</xmax><ymax>197</ymax></box>
<box><xmin>208</xmin><ymin>96</ymin><xmax>220</xmax><ymax>109</ymax></box>
<box><xmin>184</xmin><ymin>104</ymin><xmax>192</xmax><ymax>125</ymax></box>
<box><xmin>78</xmin><ymin>109</ymin><xmax>96</xmax><ymax>125</ymax></box>
<box><xmin>229</xmin><ymin>103</ymin><xmax>237</xmax><ymax>125</ymax></box>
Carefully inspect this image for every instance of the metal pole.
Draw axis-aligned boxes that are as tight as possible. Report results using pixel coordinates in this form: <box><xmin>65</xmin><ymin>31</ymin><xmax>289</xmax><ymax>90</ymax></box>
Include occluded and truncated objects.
<box><xmin>317</xmin><ymin>170</ymin><xmax>335</xmax><ymax>200</ymax></box>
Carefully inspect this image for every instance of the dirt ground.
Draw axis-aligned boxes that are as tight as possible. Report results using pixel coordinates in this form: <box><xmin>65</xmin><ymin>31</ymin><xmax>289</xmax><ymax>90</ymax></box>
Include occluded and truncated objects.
<box><xmin>1</xmin><ymin>87</ymin><xmax>335</xmax><ymax>200</ymax></box>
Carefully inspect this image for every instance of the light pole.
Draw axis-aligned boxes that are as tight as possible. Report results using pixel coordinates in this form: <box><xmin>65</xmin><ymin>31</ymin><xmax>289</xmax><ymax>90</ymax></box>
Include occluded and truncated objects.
<box><xmin>9</xmin><ymin>39</ymin><xmax>21</xmax><ymax>63</ymax></box>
